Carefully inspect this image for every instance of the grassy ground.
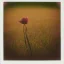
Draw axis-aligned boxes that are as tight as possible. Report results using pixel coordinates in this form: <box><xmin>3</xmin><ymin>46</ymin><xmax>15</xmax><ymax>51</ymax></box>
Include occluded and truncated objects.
<box><xmin>4</xmin><ymin>6</ymin><xmax>60</xmax><ymax>60</ymax></box>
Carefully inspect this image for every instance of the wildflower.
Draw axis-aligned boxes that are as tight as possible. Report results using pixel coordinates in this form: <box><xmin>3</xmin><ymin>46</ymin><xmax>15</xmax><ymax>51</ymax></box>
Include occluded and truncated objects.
<box><xmin>19</xmin><ymin>17</ymin><xmax>28</xmax><ymax>24</ymax></box>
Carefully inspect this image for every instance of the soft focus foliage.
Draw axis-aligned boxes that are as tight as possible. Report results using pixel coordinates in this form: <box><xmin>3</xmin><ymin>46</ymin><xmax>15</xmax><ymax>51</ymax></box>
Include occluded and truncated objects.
<box><xmin>4</xmin><ymin>3</ymin><xmax>60</xmax><ymax>60</ymax></box>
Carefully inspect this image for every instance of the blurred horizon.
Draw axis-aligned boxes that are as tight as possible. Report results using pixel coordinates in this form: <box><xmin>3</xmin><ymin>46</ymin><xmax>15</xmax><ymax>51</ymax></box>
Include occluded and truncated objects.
<box><xmin>4</xmin><ymin>2</ymin><xmax>60</xmax><ymax>8</ymax></box>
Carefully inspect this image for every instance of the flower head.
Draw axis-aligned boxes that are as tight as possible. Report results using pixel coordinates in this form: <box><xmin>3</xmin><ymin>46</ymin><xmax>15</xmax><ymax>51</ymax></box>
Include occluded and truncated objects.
<box><xmin>19</xmin><ymin>17</ymin><xmax>28</xmax><ymax>24</ymax></box>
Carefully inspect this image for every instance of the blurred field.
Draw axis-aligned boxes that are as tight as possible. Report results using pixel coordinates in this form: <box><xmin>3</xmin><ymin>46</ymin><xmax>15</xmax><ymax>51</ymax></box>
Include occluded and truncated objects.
<box><xmin>4</xmin><ymin>6</ymin><xmax>60</xmax><ymax>60</ymax></box>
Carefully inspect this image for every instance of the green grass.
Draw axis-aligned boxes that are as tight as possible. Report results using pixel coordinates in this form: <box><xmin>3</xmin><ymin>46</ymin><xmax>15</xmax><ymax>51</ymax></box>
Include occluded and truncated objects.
<box><xmin>4</xmin><ymin>2</ymin><xmax>59</xmax><ymax>9</ymax></box>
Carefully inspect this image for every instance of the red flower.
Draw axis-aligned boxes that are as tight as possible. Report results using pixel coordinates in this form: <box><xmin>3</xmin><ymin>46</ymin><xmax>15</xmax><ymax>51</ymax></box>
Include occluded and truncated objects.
<box><xmin>19</xmin><ymin>17</ymin><xmax>28</xmax><ymax>24</ymax></box>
